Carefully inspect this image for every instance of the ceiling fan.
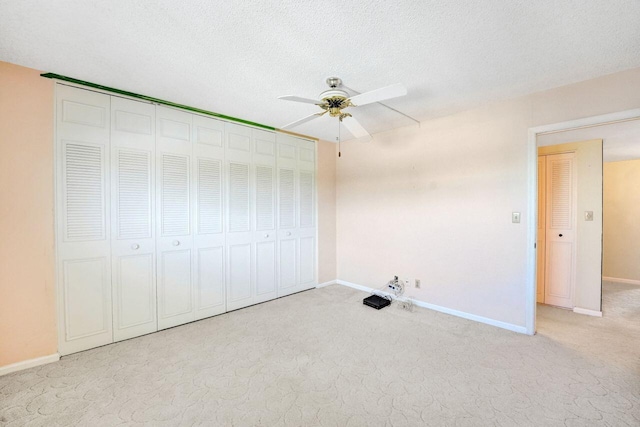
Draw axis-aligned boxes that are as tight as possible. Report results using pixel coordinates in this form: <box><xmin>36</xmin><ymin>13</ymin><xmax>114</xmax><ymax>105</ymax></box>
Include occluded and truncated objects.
<box><xmin>278</xmin><ymin>77</ymin><xmax>407</xmax><ymax>140</ymax></box>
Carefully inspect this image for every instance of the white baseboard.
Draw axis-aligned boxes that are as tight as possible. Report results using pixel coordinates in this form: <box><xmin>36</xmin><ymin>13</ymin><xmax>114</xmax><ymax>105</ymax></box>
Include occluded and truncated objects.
<box><xmin>602</xmin><ymin>276</ymin><xmax>640</xmax><ymax>286</ymax></box>
<box><xmin>316</xmin><ymin>280</ymin><xmax>338</xmax><ymax>288</ymax></box>
<box><xmin>0</xmin><ymin>353</ymin><xmax>60</xmax><ymax>377</ymax></box>
<box><xmin>334</xmin><ymin>280</ymin><xmax>528</xmax><ymax>334</ymax></box>
<box><xmin>573</xmin><ymin>307</ymin><xmax>603</xmax><ymax>317</ymax></box>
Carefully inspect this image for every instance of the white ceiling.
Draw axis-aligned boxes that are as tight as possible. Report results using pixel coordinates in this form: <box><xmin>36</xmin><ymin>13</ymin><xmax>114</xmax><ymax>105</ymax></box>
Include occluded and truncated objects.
<box><xmin>537</xmin><ymin>119</ymin><xmax>640</xmax><ymax>163</ymax></box>
<box><xmin>2</xmin><ymin>1</ymin><xmax>640</xmax><ymax>141</ymax></box>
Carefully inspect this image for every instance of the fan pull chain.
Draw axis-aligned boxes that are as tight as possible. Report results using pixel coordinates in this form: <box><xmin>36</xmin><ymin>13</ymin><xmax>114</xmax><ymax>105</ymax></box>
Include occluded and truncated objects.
<box><xmin>338</xmin><ymin>120</ymin><xmax>342</xmax><ymax>157</ymax></box>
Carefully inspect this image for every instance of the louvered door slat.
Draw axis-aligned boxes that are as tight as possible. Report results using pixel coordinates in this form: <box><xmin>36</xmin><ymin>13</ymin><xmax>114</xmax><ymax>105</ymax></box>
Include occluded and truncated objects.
<box><xmin>198</xmin><ymin>158</ymin><xmax>222</xmax><ymax>234</ymax></box>
<box><xmin>162</xmin><ymin>154</ymin><xmax>190</xmax><ymax>236</ymax></box>
<box><xmin>279</xmin><ymin>168</ymin><xmax>295</xmax><ymax>228</ymax></box>
<box><xmin>550</xmin><ymin>159</ymin><xmax>572</xmax><ymax>229</ymax></box>
<box><xmin>256</xmin><ymin>165</ymin><xmax>274</xmax><ymax>230</ymax></box>
<box><xmin>299</xmin><ymin>171</ymin><xmax>314</xmax><ymax>228</ymax></box>
<box><xmin>229</xmin><ymin>162</ymin><xmax>250</xmax><ymax>232</ymax></box>
<box><xmin>64</xmin><ymin>143</ymin><xmax>105</xmax><ymax>241</ymax></box>
<box><xmin>117</xmin><ymin>149</ymin><xmax>151</xmax><ymax>238</ymax></box>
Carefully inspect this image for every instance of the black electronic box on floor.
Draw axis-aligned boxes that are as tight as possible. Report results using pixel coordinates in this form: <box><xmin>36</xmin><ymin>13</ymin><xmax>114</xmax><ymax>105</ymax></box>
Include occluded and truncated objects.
<box><xmin>363</xmin><ymin>294</ymin><xmax>391</xmax><ymax>310</ymax></box>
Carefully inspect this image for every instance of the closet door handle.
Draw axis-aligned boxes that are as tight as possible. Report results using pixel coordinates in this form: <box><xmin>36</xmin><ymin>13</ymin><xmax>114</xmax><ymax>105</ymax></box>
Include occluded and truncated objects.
<box><xmin>172</xmin><ymin>240</ymin><xmax>180</xmax><ymax>246</ymax></box>
<box><xmin>131</xmin><ymin>243</ymin><xmax>140</xmax><ymax>250</ymax></box>
<box><xmin>286</xmin><ymin>231</ymin><xmax>291</xmax><ymax>236</ymax></box>
<box><xmin>264</xmin><ymin>234</ymin><xmax>269</xmax><ymax>238</ymax></box>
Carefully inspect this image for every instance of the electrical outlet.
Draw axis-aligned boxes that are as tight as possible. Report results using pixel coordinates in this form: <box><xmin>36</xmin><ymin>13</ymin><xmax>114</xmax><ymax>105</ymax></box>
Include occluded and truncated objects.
<box><xmin>415</xmin><ymin>279</ymin><xmax>421</xmax><ymax>289</ymax></box>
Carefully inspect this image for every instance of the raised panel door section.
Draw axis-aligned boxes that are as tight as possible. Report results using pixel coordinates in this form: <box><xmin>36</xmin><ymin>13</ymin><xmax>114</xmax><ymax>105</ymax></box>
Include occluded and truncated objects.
<box><xmin>114</xmin><ymin>254</ymin><xmax>155</xmax><ymax>335</ymax></box>
<box><xmin>299</xmin><ymin>236</ymin><xmax>316</xmax><ymax>288</ymax></box>
<box><xmin>110</xmin><ymin>96</ymin><xmax>157</xmax><ymax>342</ymax></box>
<box><xmin>256</xmin><ymin>241</ymin><xmax>277</xmax><ymax>299</ymax></box>
<box><xmin>156</xmin><ymin>106</ymin><xmax>195</xmax><ymax>330</ymax></box>
<box><xmin>279</xmin><ymin>238</ymin><xmax>297</xmax><ymax>295</ymax></box>
<box><xmin>160</xmin><ymin>250</ymin><xmax>193</xmax><ymax>318</ymax></box>
<box><xmin>61</xmin><ymin>257</ymin><xmax>111</xmax><ymax>354</ymax></box>
<box><xmin>225</xmin><ymin>123</ymin><xmax>254</xmax><ymax>311</ymax></box>
<box><xmin>56</xmin><ymin>84</ymin><xmax>113</xmax><ymax>356</ymax></box>
<box><xmin>193</xmin><ymin>115</ymin><xmax>226</xmax><ymax>320</ymax></box>
<box><xmin>197</xmin><ymin>247</ymin><xmax>225</xmax><ymax>315</ymax></box>
<box><xmin>228</xmin><ymin>243</ymin><xmax>252</xmax><ymax>310</ymax></box>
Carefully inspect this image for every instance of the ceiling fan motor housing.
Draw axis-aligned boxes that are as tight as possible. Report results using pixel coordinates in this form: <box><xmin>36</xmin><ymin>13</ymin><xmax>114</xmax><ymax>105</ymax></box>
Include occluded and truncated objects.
<box><xmin>319</xmin><ymin>88</ymin><xmax>352</xmax><ymax>117</ymax></box>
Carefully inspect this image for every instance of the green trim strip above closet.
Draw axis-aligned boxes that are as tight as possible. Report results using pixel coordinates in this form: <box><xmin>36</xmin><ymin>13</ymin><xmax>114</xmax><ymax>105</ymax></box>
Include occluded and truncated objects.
<box><xmin>40</xmin><ymin>72</ymin><xmax>277</xmax><ymax>131</ymax></box>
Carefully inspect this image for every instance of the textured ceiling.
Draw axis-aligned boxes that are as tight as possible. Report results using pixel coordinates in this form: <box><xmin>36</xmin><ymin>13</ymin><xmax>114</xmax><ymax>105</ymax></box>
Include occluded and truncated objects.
<box><xmin>2</xmin><ymin>1</ymin><xmax>640</xmax><ymax>141</ymax></box>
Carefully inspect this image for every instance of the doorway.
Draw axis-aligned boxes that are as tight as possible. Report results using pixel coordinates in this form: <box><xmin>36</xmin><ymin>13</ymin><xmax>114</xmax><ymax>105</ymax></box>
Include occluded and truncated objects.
<box><xmin>535</xmin><ymin>140</ymin><xmax>601</xmax><ymax>313</ymax></box>
<box><xmin>526</xmin><ymin>109</ymin><xmax>640</xmax><ymax>335</ymax></box>
<box><xmin>602</xmin><ymin>156</ymin><xmax>640</xmax><ymax>319</ymax></box>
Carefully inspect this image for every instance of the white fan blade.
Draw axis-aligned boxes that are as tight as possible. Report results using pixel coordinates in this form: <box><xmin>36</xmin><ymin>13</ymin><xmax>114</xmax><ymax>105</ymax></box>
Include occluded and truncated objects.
<box><xmin>282</xmin><ymin>112</ymin><xmax>324</xmax><ymax>130</ymax></box>
<box><xmin>341</xmin><ymin>116</ymin><xmax>371</xmax><ymax>141</ymax></box>
<box><xmin>349</xmin><ymin>83</ymin><xmax>407</xmax><ymax>106</ymax></box>
<box><xmin>278</xmin><ymin>95</ymin><xmax>322</xmax><ymax>105</ymax></box>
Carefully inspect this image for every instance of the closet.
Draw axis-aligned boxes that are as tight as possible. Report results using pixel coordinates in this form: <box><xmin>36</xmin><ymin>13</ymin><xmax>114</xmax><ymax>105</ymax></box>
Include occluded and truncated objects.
<box><xmin>55</xmin><ymin>84</ymin><xmax>317</xmax><ymax>355</ymax></box>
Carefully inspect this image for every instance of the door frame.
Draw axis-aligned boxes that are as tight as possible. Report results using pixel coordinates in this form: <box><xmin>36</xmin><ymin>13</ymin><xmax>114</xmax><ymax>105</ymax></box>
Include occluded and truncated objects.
<box><xmin>525</xmin><ymin>108</ymin><xmax>640</xmax><ymax>335</ymax></box>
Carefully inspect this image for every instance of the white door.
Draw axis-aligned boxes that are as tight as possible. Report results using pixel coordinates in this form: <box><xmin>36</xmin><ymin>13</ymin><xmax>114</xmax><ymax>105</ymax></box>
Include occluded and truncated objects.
<box><xmin>193</xmin><ymin>115</ymin><xmax>226</xmax><ymax>320</ymax></box>
<box><xmin>110</xmin><ymin>97</ymin><xmax>157</xmax><ymax>341</ymax></box>
<box><xmin>298</xmin><ymin>139</ymin><xmax>317</xmax><ymax>291</ymax></box>
<box><xmin>226</xmin><ymin>123</ymin><xmax>254</xmax><ymax>311</ymax></box>
<box><xmin>544</xmin><ymin>152</ymin><xmax>577</xmax><ymax>308</ymax></box>
<box><xmin>56</xmin><ymin>85</ymin><xmax>113</xmax><ymax>355</ymax></box>
<box><xmin>536</xmin><ymin>156</ymin><xmax>546</xmax><ymax>303</ymax></box>
<box><xmin>277</xmin><ymin>134</ymin><xmax>299</xmax><ymax>297</ymax></box>
<box><xmin>253</xmin><ymin>130</ymin><xmax>278</xmax><ymax>304</ymax></box>
<box><xmin>156</xmin><ymin>107</ymin><xmax>195</xmax><ymax>329</ymax></box>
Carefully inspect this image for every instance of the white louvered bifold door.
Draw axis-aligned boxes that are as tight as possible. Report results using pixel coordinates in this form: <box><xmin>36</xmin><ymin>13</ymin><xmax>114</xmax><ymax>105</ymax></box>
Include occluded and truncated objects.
<box><xmin>276</xmin><ymin>133</ymin><xmax>299</xmax><ymax>297</ymax></box>
<box><xmin>110</xmin><ymin>97</ymin><xmax>157</xmax><ymax>341</ymax></box>
<box><xmin>193</xmin><ymin>115</ymin><xmax>226</xmax><ymax>320</ymax></box>
<box><xmin>56</xmin><ymin>85</ymin><xmax>113</xmax><ymax>355</ymax></box>
<box><xmin>156</xmin><ymin>107</ymin><xmax>195</xmax><ymax>330</ymax></box>
<box><xmin>297</xmin><ymin>139</ymin><xmax>317</xmax><ymax>291</ymax></box>
<box><xmin>253</xmin><ymin>130</ymin><xmax>278</xmax><ymax>304</ymax></box>
<box><xmin>544</xmin><ymin>152</ymin><xmax>576</xmax><ymax>309</ymax></box>
<box><xmin>225</xmin><ymin>123</ymin><xmax>254</xmax><ymax>311</ymax></box>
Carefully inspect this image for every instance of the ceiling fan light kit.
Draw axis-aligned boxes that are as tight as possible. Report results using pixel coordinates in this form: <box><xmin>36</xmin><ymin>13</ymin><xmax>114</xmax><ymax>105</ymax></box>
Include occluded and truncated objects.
<box><xmin>278</xmin><ymin>76</ymin><xmax>409</xmax><ymax>151</ymax></box>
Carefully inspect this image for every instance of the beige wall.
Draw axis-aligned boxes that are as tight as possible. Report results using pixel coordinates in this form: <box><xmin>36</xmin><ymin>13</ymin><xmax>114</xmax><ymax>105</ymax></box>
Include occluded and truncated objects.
<box><xmin>336</xmin><ymin>67</ymin><xmax>640</xmax><ymax>328</ymax></box>
<box><xmin>0</xmin><ymin>61</ymin><xmax>56</xmax><ymax>366</ymax></box>
<box><xmin>603</xmin><ymin>159</ymin><xmax>640</xmax><ymax>281</ymax></box>
<box><xmin>538</xmin><ymin>140</ymin><xmax>603</xmax><ymax>311</ymax></box>
<box><xmin>317</xmin><ymin>140</ymin><xmax>337</xmax><ymax>283</ymax></box>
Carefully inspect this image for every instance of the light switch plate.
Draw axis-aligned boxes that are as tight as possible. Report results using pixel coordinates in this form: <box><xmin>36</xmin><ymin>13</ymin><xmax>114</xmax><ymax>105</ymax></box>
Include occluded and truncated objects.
<box><xmin>585</xmin><ymin>211</ymin><xmax>594</xmax><ymax>221</ymax></box>
<box><xmin>512</xmin><ymin>212</ymin><xmax>521</xmax><ymax>223</ymax></box>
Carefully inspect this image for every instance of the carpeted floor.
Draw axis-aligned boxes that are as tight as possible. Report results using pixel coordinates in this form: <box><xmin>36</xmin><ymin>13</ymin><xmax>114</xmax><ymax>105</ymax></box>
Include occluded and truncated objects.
<box><xmin>1</xmin><ymin>282</ymin><xmax>639</xmax><ymax>426</ymax></box>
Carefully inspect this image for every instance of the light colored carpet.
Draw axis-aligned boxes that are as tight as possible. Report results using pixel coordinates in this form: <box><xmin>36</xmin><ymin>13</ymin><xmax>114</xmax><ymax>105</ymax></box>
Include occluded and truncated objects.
<box><xmin>1</xmin><ymin>282</ymin><xmax>639</xmax><ymax>426</ymax></box>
